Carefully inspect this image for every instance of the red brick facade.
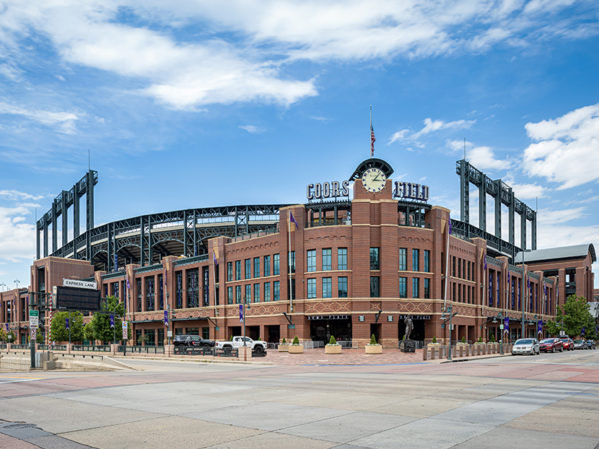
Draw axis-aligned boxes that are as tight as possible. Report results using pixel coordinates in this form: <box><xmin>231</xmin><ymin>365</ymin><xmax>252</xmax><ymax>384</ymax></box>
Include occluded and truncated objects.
<box><xmin>2</xmin><ymin>172</ymin><xmax>596</xmax><ymax>346</ymax></box>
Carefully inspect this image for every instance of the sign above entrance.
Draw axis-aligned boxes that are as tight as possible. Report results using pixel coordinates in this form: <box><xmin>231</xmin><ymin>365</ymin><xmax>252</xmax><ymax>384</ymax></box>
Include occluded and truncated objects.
<box><xmin>307</xmin><ymin>315</ymin><xmax>349</xmax><ymax>320</ymax></box>
<box><xmin>63</xmin><ymin>279</ymin><xmax>97</xmax><ymax>290</ymax></box>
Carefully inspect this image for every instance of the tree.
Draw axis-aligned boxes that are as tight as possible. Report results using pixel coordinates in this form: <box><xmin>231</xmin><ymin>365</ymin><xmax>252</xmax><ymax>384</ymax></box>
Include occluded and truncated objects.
<box><xmin>91</xmin><ymin>296</ymin><xmax>125</xmax><ymax>343</ymax></box>
<box><xmin>546</xmin><ymin>295</ymin><xmax>595</xmax><ymax>338</ymax></box>
<box><xmin>83</xmin><ymin>322</ymin><xmax>95</xmax><ymax>343</ymax></box>
<box><xmin>51</xmin><ymin>311</ymin><xmax>84</xmax><ymax>342</ymax></box>
<box><xmin>36</xmin><ymin>330</ymin><xmax>44</xmax><ymax>344</ymax></box>
<box><xmin>0</xmin><ymin>328</ymin><xmax>6</xmax><ymax>342</ymax></box>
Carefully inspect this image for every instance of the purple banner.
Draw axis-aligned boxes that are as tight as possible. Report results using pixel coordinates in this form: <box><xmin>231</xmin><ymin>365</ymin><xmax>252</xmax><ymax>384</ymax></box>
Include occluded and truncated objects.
<box><xmin>504</xmin><ymin>317</ymin><xmax>509</xmax><ymax>331</ymax></box>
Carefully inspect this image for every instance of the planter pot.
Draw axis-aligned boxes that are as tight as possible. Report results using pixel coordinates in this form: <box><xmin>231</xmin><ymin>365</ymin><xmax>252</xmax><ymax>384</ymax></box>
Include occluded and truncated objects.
<box><xmin>365</xmin><ymin>344</ymin><xmax>382</xmax><ymax>354</ymax></box>
<box><xmin>278</xmin><ymin>344</ymin><xmax>289</xmax><ymax>352</ymax></box>
<box><xmin>288</xmin><ymin>344</ymin><xmax>304</xmax><ymax>354</ymax></box>
<box><xmin>325</xmin><ymin>344</ymin><xmax>342</xmax><ymax>354</ymax></box>
<box><xmin>427</xmin><ymin>343</ymin><xmax>440</xmax><ymax>349</ymax></box>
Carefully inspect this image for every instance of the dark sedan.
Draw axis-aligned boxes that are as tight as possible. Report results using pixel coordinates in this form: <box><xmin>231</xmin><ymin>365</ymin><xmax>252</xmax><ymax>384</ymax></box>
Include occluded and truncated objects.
<box><xmin>539</xmin><ymin>338</ymin><xmax>563</xmax><ymax>353</ymax></box>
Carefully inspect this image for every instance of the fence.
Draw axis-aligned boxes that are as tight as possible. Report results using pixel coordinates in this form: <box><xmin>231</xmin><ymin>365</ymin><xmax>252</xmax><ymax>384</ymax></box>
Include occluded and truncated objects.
<box><xmin>72</xmin><ymin>345</ymin><xmax>111</xmax><ymax>352</ymax></box>
<box><xmin>118</xmin><ymin>345</ymin><xmax>165</xmax><ymax>354</ymax></box>
<box><xmin>38</xmin><ymin>344</ymin><xmax>67</xmax><ymax>351</ymax></box>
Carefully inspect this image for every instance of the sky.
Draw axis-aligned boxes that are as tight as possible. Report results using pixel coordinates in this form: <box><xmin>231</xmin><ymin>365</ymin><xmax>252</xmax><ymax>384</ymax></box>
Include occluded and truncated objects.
<box><xmin>0</xmin><ymin>0</ymin><xmax>598</xmax><ymax>291</ymax></box>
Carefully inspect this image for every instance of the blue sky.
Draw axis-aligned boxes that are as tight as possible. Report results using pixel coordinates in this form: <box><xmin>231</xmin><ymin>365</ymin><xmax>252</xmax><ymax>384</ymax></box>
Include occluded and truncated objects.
<box><xmin>1</xmin><ymin>1</ymin><xmax>598</xmax><ymax>291</ymax></box>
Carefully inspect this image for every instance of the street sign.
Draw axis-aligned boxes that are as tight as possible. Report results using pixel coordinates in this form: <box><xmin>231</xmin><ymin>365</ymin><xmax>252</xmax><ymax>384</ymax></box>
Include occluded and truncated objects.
<box><xmin>122</xmin><ymin>321</ymin><xmax>128</xmax><ymax>340</ymax></box>
<box><xmin>167</xmin><ymin>330</ymin><xmax>172</xmax><ymax>338</ymax></box>
<box><xmin>500</xmin><ymin>324</ymin><xmax>504</xmax><ymax>330</ymax></box>
<box><xmin>30</xmin><ymin>327</ymin><xmax>37</xmax><ymax>340</ymax></box>
<box><xmin>29</xmin><ymin>310</ymin><xmax>39</xmax><ymax>328</ymax></box>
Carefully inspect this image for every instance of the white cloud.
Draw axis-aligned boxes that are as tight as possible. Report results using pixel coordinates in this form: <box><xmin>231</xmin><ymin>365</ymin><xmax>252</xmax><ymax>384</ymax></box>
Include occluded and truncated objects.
<box><xmin>239</xmin><ymin>125</ymin><xmax>263</xmax><ymax>134</ymax></box>
<box><xmin>389</xmin><ymin>118</ymin><xmax>475</xmax><ymax>144</ymax></box>
<box><xmin>0</xmin><ymin>205</ymin><xmax>35</xmax><ymax>264</ymax></box>
<box><xmin>502</xmin><ymin>176</ymin><xmax>547</xmax><ymax>199</ymax></box>
<box><xmin>468</xmin><ymin>146</ymin><xmax>511</xmax><ymax>170</ymax></box>
<box><xmin>0</xmin><ymin>102</ymin><xmax>79</xmax><ymax>134</ymax></box>
<box><xmin>0</xmin><ymin>190</ymin><xmax>44</xmax><ymax>201</ymax></box>
<box><xmin>0</xmin><ymin>1</ymin><xmax>595</xmax><ymax>109</ymax></box>
<box><xmin>413</xmin><ymin>118</ymin><xmax>475</xmax><ymax>138</ymax></box>
<box><xmin>523</xmin><ymin>103</ymin><xmax>599</xmax><ymax>189</ymax></box>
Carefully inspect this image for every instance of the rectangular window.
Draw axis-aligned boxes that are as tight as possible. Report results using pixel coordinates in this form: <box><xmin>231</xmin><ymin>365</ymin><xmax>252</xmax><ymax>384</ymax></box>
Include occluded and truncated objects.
<box><xmin>235</xmin><ymin>260</ymin><xmax>241</xmax><ymax>281</ymax></box>
<box><xmin>175</xmin><ymin>273</ymin><xmax>182</xmax><ymax>308</ymax></box>
<box><xmin>227</xmin><ymin>286</ymin><xmax>233</xmax><ymax>305</ymax></box>
<box><xmin>245</xmin><ymin>259</ymin><xmax>251</xmax><ymax>279</ymax></box>
<box><xmin>412</xmin><ymin>249</ymin><xmax>419</xmax><ymax>272</ymax></box>
<box><xmin>253</xmin><ymin>257</ymin><xmax>260</xmax><ymax>278</ymax></box>
<box><xmin>412</xmin><ymin>278</ymin><xmax>419</xmax><ymax>298</ymax></box>
<box><xmin>338</xmin><ymin>277</ymin><xmax>348</xmax><ymax>297</ymax></box>
<box><xmin>273</xmin><ymin>254</ymin><xmax>280</xmax><ymax>275</ymax></box>
<box><xmin>157</xmin><ymin>276</ymin><xmax>164</xmax><ymax>310</ymax></box>
<box><xmin>322</xmin><ymin>248</ymin><xmax>332</xmax><ymax>271</ymax></box>
<box><xmin>186</xmin><ymin>269</ymin><xmax>199</xmax><ymax>308</ymax></box>
<box><xmin>307</xmin><ymin>250</ymin><xmax>316</xmax><ymax>272</ymax></box>
<box><xmin>273</xmin><ymin>281</ymin><xmax>280</xmax><ymax>300</ymax></box>
<box><xmin>399</xmin><ymin>248</ymin><xmax>407</xmax><ymax>271</ymax></box>
<box><xmin>145</xmin><ymin>277</ymin><xmax>155</xmax><ymax>311</ymax></box>
<box><xmin>202</xmin><ymin>327</ymin><xmax>209</xmax><ymax>339</ymax></box>
<box><xmin>235</xmin><ymin>285</ymin><xmax>242</xmax><ymax>304</ymax></box>
<box><xmin>424</xmin><ymin>278</ymin><xmax>430</xmax><ymax>299</ymax></box>
<box><xmin>227</xmin><ymin>262</ymin><xmax>233</xmax><ymax>281</ymax></box>
<box><xmin>370</xmin><ymin>276</ymin><xmax>380</xmax><ymax>297</ymax></box>
<box><xmin>264</xmin><ymin>282</ymin><xmax>271</xmax><ymax>302</ymax></box>
<box><xmin>337</xmin><ymin>248</ymin><xmax>348</xmax><ymax>270</ymax></box>
<box><xmin>370</xmin><ymin>248</ymin><xmax>380</xmax><ymax>270</ymax></box>
<box><xmin>322</xmin><ymin>277</ymin><xmax>332</xmax><ymax>298</ymax></box>
<box><xmin>288</xmin><ymin>251</ymin><xmax>295</xmax><ymax>274</ymax></box>
<box><xmin>264</xmin><ymin>255</ymin><xmax>271</xmax><ymax>276</ymax></box>
<box><xmin>424</xmin><ymin>250</ymin><xmax>430</xmax><ymax>273</ymax></box>
<box><xmin>452</xmin><ymin>256</ymin><xmax>456</xmax><ymax>277</ymax></box>
<box><xmin>307</xmin><ymin>279</ymin><xmax>317</xmax><ymax>298</ymax></box>
<box><xmin>399</xmin><ymin>277</ymin><xmax>407</xmax><ymax>298</ymax></box>
<box><xmin>245</xmin><ymin>284</ymin><xmax>251</xmax><ymax>303</ymax></box>
<box><xmin>254</xmin><ymin>283</ymin><xmax>260</xmax><ymax>302</ymax></box>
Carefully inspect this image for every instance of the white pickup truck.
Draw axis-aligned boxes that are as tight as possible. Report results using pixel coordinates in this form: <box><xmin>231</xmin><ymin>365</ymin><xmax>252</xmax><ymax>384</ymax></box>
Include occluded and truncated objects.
<box><xmin>216</xmin><ymin>336</ymin><xmax>268</xmax><ymax>355</ymax></box>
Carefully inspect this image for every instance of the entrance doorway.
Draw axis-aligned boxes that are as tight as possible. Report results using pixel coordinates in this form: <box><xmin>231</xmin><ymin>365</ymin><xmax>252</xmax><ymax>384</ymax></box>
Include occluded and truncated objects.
<box><xmin>310</xmin><ymin>318</ymin><xmax>352</xmax><ymax>344</ymax></box>
<box><xmin>266</xmin><ymin>325</ymin><xmax>280</xmax><ymax>343</ymax></box>
<box><xmin>370</xmin><ymin>323</ymin><xmax>381</xmax><ymax>343</ymax></box>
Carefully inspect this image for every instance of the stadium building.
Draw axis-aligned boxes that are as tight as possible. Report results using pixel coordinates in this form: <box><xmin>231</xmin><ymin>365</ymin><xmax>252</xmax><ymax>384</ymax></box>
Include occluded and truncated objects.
<box><xmin>1</xmin><ymin>157</ymin><xmax>596</xmax><ymax>347</ymax></box>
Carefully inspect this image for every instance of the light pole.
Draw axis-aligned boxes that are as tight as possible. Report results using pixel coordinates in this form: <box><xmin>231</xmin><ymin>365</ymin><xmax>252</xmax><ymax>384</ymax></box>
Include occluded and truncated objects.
<box><xmin>521</xmin><ymin>250</ymin><xmax>525</xmax><ymax>340</ymax></box>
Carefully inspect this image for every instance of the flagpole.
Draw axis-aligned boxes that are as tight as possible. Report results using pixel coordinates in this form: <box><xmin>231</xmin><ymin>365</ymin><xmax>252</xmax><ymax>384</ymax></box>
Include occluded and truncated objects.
<box><xmin>288</xmin><ymin>212</ymin><xmax>293</xmax><ymax>312</ymax></box>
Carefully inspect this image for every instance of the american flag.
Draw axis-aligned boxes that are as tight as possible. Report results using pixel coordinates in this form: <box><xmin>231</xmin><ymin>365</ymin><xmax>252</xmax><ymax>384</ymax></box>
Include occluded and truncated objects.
<box><xmin>370</xmin><ymin>123</ymin><xmax>376</xmax><ymax>157</ymax></box>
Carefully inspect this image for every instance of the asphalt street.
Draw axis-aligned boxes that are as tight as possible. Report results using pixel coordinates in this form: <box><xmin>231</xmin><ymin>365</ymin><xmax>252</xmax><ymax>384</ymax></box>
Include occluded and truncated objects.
<box><xmin>0</xmin><ymin>349</ymin><xmax>598</xmax><ymax>448</ymax></box>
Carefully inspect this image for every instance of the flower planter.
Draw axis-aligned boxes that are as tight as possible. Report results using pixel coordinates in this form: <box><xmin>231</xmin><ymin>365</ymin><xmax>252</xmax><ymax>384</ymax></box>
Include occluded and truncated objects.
<box><xmin>278</xmin><ymin>344</ymin><xmax>289</xmax><ymax>352</ymax></box>
<box><xmin>365</xmin><ymin>344</ymin><xmax>382</xmax><ymax>354</ymax></box>
<box><xmin>325</xmin><ymin>344</ymin><xmax>342</xmax><ymax>354</ymax></box>
<box><xmin>288</xmin><ymin>344</ymin><xmax>304</xmax><ymax>354</ymax></box>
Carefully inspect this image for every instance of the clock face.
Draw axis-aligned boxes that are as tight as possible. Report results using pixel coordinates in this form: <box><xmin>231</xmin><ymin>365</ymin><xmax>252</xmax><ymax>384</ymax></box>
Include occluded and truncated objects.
<box><xmin>361</xmin><ymin>168</ymin><xmax>386</xmax><ymax>193</ymax></box>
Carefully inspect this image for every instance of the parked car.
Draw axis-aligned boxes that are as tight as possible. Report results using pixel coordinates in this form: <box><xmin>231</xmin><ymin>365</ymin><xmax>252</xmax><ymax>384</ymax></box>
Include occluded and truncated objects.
<box><xmin>173</xmin><ymin>335</ymin><xmax>215</xmax><ymax>347</ymax></box>
<box><xmin>573</xmin><ymin>339</ymin><xmax>586</xmax><ymax>350</ymax></box>
<box><xmin>559</xmin><ymin>337</ymin><xmax>574</xmax><ymax>351</ymax></box>
<box><xmin>539</xmin><ymin>338</ymin><xmax>563</xmax><ymax>353</ymax></box>
<box><xmin>512</xmin><ymin>338</ymin><xmax>540</xmax><ymax>356</ymax></box>
<box><xmin>216</xmin><ymin>336</ymin><xmax>267</xmax><ymax>355</ymax></box>
<box><xmin>585</xmin><ymin>340</ymin><xmax>596</xmax><ymax>350</ymax></box>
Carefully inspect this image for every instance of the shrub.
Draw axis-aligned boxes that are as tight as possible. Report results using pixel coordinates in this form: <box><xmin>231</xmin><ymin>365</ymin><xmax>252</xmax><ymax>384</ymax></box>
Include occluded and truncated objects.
<box><xmin>328</xmin><ymin>335</ymin><xmax>337</xmax><ymax>345</ymax></box>
<box><xmin>292</xmin><ymin>336</ymin><xmax>300</xmax><ymax>345</ymax></box>
<box><xmin>461</xmin><ymin>336</ymin><xmax>466</xmax><ymax>343</ymax></box>
<box><xmin>432</xmin><ymin>336</ymin><xmax>437</xmax><ymax>344</ymax></box>
<box><xmin>490</xmin><ymin>334</ymin><xmax>496</xmax><ymax>342</ymax></box>
<box><xmin>281</xmin><ymin>338</ymin><xmax>286</xmax><ymax>344</ymax></box>
<box><xmin>369</xmin><ymin>334</ymin><xmax>377</xmax><ymax>345</ymax></box>
<box><xmin>478</xmin><ymin>337</ymin><xmax>483</xmax><ymax>343</ymax></box>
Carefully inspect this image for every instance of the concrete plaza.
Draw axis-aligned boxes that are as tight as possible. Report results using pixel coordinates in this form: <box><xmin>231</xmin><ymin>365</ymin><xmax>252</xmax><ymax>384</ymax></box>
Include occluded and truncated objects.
<box><xmin>1</xmin><ymin>349</ymin><xmax>598</xmax><ymax>448</ymax></box>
